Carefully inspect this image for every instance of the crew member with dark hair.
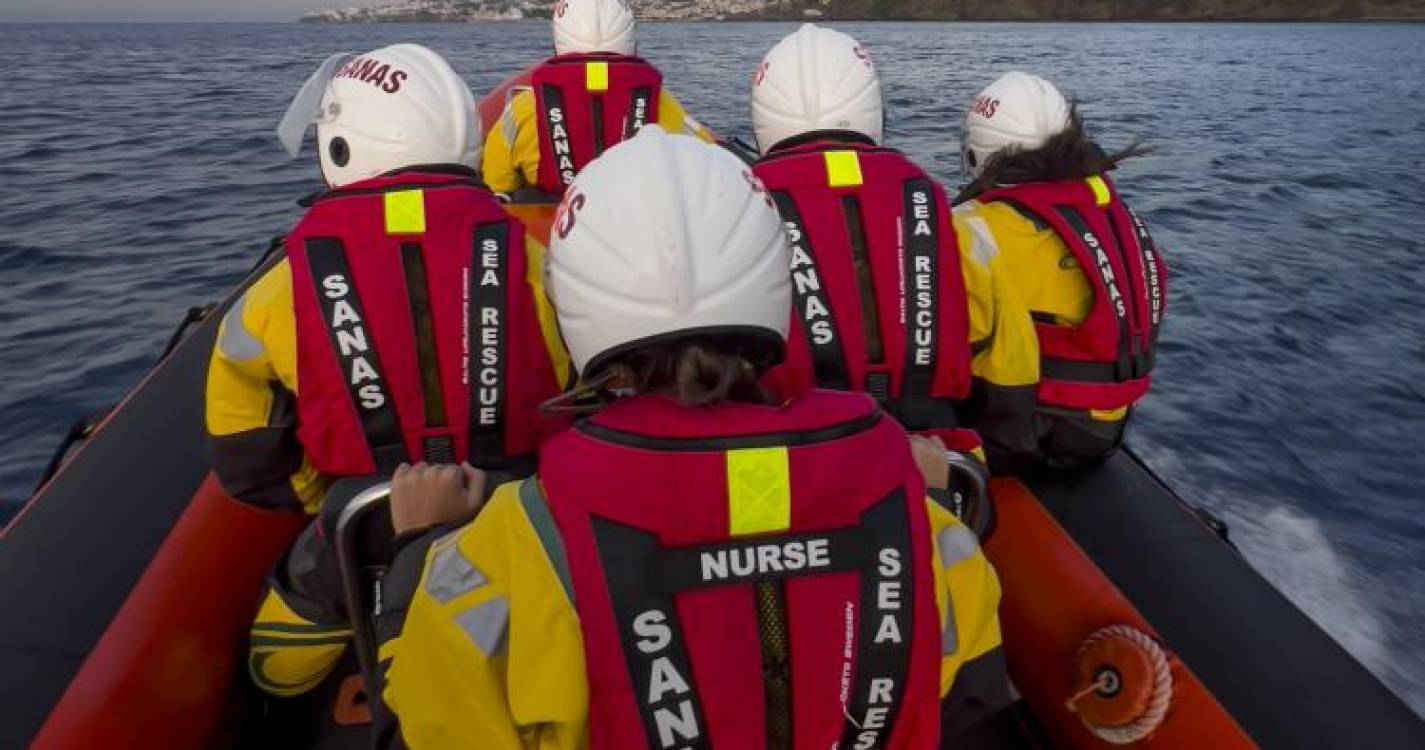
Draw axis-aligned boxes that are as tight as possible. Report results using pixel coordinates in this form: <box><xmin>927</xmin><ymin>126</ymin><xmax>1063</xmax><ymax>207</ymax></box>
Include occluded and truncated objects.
<box><xmin>373</xmin><ymin>127</ymin><xmax>1009</xmax><ymax>749</ymax></box>
<box><xmin>955</xmin><ymin>72</ymin><xmax>1166</xmax><ymax>470</ymax></box>
<box><xmin>750</xmin><ymin>24</ymin><xmax>1041</xmax><ymax>477</ymax></box>
<box><xmin>204</xmin><ymin>43</ymin><xmax>569</xmax><ymax>716</ymax></box>
<box><xmin>481</xmin><ymin>0</ymin><xmax>712</xmax><ymax>197</ymax></box>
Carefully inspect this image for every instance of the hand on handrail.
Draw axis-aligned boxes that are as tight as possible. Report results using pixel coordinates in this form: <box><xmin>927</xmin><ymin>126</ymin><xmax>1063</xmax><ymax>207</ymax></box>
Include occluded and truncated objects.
<box><xmin>390</xmin><ymin>462</ymin><xmax>488</xmax><ymax>535</ymax></box>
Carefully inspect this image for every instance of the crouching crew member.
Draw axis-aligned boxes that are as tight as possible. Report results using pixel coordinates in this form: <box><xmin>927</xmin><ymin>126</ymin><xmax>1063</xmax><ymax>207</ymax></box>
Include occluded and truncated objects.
<box><xmin>955</xmin><ymin>72</ymin><xmax>1166</xmax><ymax>471</ymax></box>
<box><xmin>482</xmin><ymin>0</ymin><xmax>713</xmax><ymax>197</ymax></box>
<box><xmin>750</xmin><ymin>25</ymin><xmax>1040</xmax><ymax>476</ymax></box>
<box><xmin>204</xmin><ymin>43</ymin><xmax>570</xmax><ymax>717</ymax></box>
<box><xmin>373</xmin><ymin>128</ymin><xmax>1009</xmax><ymax>750</ymax></box>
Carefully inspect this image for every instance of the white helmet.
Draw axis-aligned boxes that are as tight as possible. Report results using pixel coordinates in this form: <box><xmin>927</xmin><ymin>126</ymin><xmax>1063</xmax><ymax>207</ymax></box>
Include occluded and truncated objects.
<box><xmin>961</xmin><ymin>71</ymin><xmax>1071</xmax><ymax>179</ymax></box>
<box><xmin>552</xmin><ymin>0</ymin><xmax>637</xmax><ymax>56</ymax></box>
<box><xmin>751</xmin><ymin>23</ymin><xmax>883</xmax><ymax>155</ymax></box>
<box><xmin>548</xmin><ymin>127</ymin><xmax>791</xmax><ymax>378</ymax></box>
<box><xmin>277</xmin><ymin>44</ymin><xmax>480</xmax><ymax>187</ymax></box>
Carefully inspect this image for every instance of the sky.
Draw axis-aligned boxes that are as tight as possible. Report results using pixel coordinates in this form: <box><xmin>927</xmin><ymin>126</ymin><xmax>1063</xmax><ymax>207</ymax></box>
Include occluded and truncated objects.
<box><xmin>0</xmin><ymin>0</ymin><xmax>382</xmax><ymax>22</ymax></box>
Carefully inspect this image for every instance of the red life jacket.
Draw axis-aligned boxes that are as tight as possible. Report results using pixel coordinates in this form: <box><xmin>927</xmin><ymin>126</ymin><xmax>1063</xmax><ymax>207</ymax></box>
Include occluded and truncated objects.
<box><xmin>537</xmin><ymin>391</ymin><xmax>944</xmax><ymax>750</ymax></box>
<box><xmin>978</xmin><ymin>176</ymin><xmax>1166</xmax><ymax>411</ymax></box>
<box><xmin>754</xmin><ymin>141</ymin><xmax>977</xmax><ymax>450</ymax></box>
<box><xmin>530</xmin><ymin>52</ymin><xmax>663</xmax><ymax>193</ymax></box>
<box><xmin>285</xmin><ymin>169</ymin><xmax>563</xmax><ymax>477</ymax></box>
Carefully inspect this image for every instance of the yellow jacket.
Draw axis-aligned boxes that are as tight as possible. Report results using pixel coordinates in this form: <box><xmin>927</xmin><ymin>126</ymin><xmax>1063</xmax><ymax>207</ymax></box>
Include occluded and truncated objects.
<box><xmin>209</xmin><ymin>231</ymin><xmax>569</xmax><ymax>698</ymax></box>
<box><xmin>378</xmin><ymin>479</ymin><xmax>1004</xmax><ymax>749</ymax></box>
<box><xmin>953</xmin><ymin>193</ymin><xmax>1138</xmax><ymax>469</ymax></box>
<box><xmin>206</xmin><ymin>239</ymin><xmax>569</xmax><ymax>514</ymax></box>
<box><xmin>481</xmin><ymin>87</ymin><xmax>713</xmax><ymax>195</ymax></box>
<box><xmin>953</xmin><ymin>199</ymin><xmax>1094</xmax><ymax>328</ymax></box>
<box><xmin>948</xmin><ymin>209</ymin><xmax>1041</xmax><ymax>470</ymax></box>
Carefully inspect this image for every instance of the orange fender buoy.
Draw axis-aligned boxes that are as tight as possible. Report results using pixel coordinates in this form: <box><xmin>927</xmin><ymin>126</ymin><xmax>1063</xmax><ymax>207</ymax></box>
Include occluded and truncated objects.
<box><xmin>1067</xmin><ymin>625</ymin><xmax>1173</xmax><ymax>744</ymax></box>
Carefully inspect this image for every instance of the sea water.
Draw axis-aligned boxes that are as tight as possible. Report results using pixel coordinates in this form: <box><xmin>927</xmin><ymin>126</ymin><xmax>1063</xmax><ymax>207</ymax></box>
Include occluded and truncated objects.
<box><xmin>1</xmin><ymin>20</ymin><xmax>1422</xmax><ymax>714</ymax></box>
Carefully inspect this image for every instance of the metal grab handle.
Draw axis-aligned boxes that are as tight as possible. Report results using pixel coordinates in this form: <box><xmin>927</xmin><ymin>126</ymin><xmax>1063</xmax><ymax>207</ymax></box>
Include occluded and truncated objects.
<box><xmin>944</xmin><ymin>451</ymin><xmax>996</xmax><ymax>540</ymax></box>
<box><xmin>330</xmin><ymin>481</ymin><xmax>393</xmax><ymax>701</ymax></box>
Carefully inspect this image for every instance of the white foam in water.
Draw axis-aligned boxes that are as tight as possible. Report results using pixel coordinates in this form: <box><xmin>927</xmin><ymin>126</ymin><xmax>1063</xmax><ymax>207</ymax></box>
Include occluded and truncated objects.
<box><xmin>1225</xmin><ymin>504</ymin><xmax>1398</xmax><ymax>694</ymax></box>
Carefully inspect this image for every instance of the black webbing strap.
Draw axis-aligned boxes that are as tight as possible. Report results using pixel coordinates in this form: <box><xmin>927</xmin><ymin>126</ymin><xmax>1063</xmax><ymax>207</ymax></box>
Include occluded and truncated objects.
<box><xmin>304</xmin><ymin>238</ymin><xmax>404</xmax><ymax>472</ymax></box>
<box><xmin>539</xmin><ymin>84</ymin><xmax>576</xmax><ymax>188</ymax></box>
<box><xmin>590</xmin><ymin>97</ymin><xmax>606</xmax><ymax>159</ymax></box>
<box><xmin>1041</xmin><ymin>357</ymin><xmax>1122</xmax><ymax>383</ymax></box>
<box><xmin>1126</xmin><ymin>205</ymin><xmax>1164</xmax><ymax>372</ymax></box>
<box><xmin>468</xmin><ymin>222</ymin><xmax>509</xmax><ymax>467</ymax></box>
<box><xmin>591</xmin><ymin>518</ymin><xmax>711</xmax><ymax>750</ymax></box>
<box><xmin>772</xmin><ymin>190</ymin><xmax>850</xmax><ymax>391</ymax></box>
<box><xmin>400</xmin><ymin>243</ymin><xmax>454</xmax><ymax>463</ymax></box>
<box><xmin>625</xmin><ymin>85</ymin><xmax>654</xmax><ymax>138</ymax></box>
<box><xmin>837</xmin><ymin>490</ymin><xmax>916</xmax><ymax>750</ymax></box>
<box><xmin>897</xmin><ymin>178</ymin><xmax>958</xmax><ymax>431</ymax></box>
<box><xmin>1056</xmin><ymin>207</ymin><xmax>1135</xmax><ymax>382</ymax></box>
<box><xmin>842</xmin><ymin>195</ymin><xmax>884</xmax><ymax>365</ymax></box>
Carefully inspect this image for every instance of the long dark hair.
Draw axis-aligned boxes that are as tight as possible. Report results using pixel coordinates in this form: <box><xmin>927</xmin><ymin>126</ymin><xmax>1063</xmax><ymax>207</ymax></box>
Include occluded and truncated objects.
<box><xmin>955</xmin><ymin>103</ymin><xmax>1149</xmax><ymax>204</ymax></box>
<box><xmin>604</xmin><ymin>333</ymin><xmax>773</xmax><ymax>408</ymax></box>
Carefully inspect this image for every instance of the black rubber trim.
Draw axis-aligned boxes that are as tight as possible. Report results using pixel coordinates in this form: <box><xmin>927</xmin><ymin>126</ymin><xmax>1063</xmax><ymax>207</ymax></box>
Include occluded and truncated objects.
<box><xmin>1026</xmin><ymin>449</ymin><xmax>1425</xmax><ymax>749</ymax></box>
<box><xmin>576</xmin><ymin>409</ymin><xmax>882</xmax><ymax>452</ymax></box>
<box><xmin>0</xmin><ymin>252</ymin><xmax>285</xmax><ymax>749</ymax></box>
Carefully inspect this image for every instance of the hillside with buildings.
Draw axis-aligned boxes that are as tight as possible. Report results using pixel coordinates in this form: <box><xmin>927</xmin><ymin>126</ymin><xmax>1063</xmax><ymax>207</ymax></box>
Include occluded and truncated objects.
<box><xmin>303</xmin><ymin>0</ymin><xmax>1425</xmax><ymax>22</ymax></box>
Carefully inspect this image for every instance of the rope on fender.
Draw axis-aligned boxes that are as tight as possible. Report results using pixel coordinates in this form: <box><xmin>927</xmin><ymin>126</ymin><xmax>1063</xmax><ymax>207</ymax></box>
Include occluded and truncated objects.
<box><xmin>1066</xmin><ymin>624</ymin><xmax>1173</xmax><ymax>745</ymax></box>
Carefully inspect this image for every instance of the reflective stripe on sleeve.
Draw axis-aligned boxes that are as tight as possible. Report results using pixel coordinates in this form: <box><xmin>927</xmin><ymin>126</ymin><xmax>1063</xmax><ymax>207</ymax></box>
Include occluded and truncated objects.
<box><xmin>964</xmin><ymin>215</ymin><xmax>1000</xmax><ymax>266</ymax></box>
<box><xmin>941</xmin><ymin>587</ymin><xmax>959</xmax><ymax>656</ymax></box>
<box><xmin>218</xmin><ymin>290</ymin><xmax>265</xmax><ymax>362</ymax></box>
<box><xmin>423</xmin><ymin>539</ymin><xmax>488</xmax><ymax>603</ymax></box>
<box><xmin>500</xmin><ymin>98</ymin><xmax>520</xmax><ymax>145</ymax></box>
<box><xmin>937</xmin><ymin>524</ymin><xmax>980</xmax><ymax>568</ymax></box>
<box><xmin>454</xmin><ymin>595</ymin><xmax>509</xmax><ymax>657</ymax></box>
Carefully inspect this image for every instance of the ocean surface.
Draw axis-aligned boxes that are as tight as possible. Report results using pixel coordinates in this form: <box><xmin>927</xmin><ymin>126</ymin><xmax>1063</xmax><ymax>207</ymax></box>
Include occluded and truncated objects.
<box><xmin>1</xmin><ymin>20</ymin><xmax>1422</xmax><ymax>713</ymax></box>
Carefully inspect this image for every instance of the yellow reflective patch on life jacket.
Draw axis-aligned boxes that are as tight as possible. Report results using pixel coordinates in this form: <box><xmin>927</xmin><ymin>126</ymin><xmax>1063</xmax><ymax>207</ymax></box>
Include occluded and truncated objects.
<box><xmin>726</xmin><ymin>446</ymin><xmax>791</xmax><ymax>537</ymax></box>
<box><xmin>384</xmin><ymin>189</ymin><xmax>426</xmax><ymax>235</ymax></box>
<box><xmin>585</xmin><ymin>61</ymin><xmax>609</xmax><ymax>93</ymax></box>
<box><xmin>824</xmin><ymin>150</ymin><xmax>863</xmax><ymax>188</ymax></box>
<box><xmin>1088</xmin><ymin>406</ymin><xmax>1129</xmax><ymax>422</ymax></box>
<box><xmin>1086</xmin><ymin>175</ymin><xmax>1111</xmax><ymax>207</ymax></box>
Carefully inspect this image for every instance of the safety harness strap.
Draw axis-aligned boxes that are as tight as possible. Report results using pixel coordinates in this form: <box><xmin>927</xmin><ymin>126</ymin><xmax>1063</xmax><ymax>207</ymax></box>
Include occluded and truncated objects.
<box><xmin>537</xmin><ymin>83</ymin><xmax>576</xmax><ymax>189</ymax></box>
<box><xmin>625</xmin><ymin>86</ymin><xmax>655</xmax><ymax>138</ymax></box>
<box><xmin>468</xmin><ymin>222</ymin><xmax>510</xmax><ymax>467</ymax></box>
<box><xmin>897</xmin><ymin>177</ymin><xmax>958</xmax><ymax>431</ymax></box>
<box><xmin>773</xmin><ymin>190</ymin><xmax>851</xmax><ymax>391</ymax></box>
<box><xmin>304</xmin><ymin>238</ymin><xmax>405</xmax><ymax>473</ymax></box>
<box><xmin>591</xmin><ymin>518</ymin><xmax>713</xmax><ymax>750</ymax></box>
<box><xmin>1055</xmin><ymin>206</ymin><xmax>1136</xmax><ymax>380</ymax></box>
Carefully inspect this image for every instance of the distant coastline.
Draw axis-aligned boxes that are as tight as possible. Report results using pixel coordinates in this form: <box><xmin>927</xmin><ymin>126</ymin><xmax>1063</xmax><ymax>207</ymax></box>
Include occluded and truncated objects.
<box><xmin>302</xmin><ymin>0</ymin><xmax>1425</xmax><ymax>23</ymax></box>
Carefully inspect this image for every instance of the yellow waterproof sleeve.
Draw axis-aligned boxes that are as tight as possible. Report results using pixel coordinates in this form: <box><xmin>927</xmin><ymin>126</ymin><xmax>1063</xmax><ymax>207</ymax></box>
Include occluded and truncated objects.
<box><xmin>248</xmin><ymin>587</ymin><xmax>351</xmax><ymax>697</ymax></box>
<box><xmin>925</xmin><ymin>499</ymin><xmax>1003</xmax><ymax>697</ymax></box>
<box><xmin>951</xmin><ymin>209</ymin><xmax>1040</xmax><ymax>389</ymax></box>
<box><xmin>205</xmin><ymin>259</ymin><xmax>327</xmax><ymax>511</ymax></box>
<box><xmin>523</xmin><ymin>234</ymin><xmax>572</xmax><ymax>388</ymax></box>
<box><xmin>480</xmin><ymin>86</ymin><xmax>714</xmax><ymax>196</ymax></box>
<box><xmin>482</xmin><ymin>89</ymin><xmax>541</xmax><ymax>195</ymax></box>
<box><xmin>382</xmin><ymin>482</ymin><xmax>588</xmax><ymax>750</ymax></box>
<box><xmin>655</xmin><ymin>89</ymin><xmax>715</xmax><ymax>143</ymax></box>
<box><xmin>958</xmin><ymin>200</ymin><xmax>1095</xmax><ymax>328</ymax></box>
